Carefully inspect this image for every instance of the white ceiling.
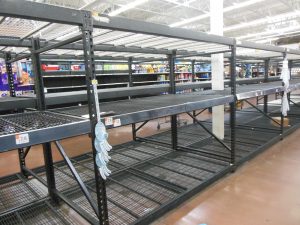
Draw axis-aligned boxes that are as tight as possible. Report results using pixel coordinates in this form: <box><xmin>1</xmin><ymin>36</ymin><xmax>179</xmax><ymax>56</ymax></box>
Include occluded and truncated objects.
<box><xmin>1</xmin><ymin>0</ymin><xmax>300</xmax><ymax>60</ymax></box>
<box><xmin>25</xmin><ymin>0</ymin><xmax>300</xmax><ymax>45</ymax></box>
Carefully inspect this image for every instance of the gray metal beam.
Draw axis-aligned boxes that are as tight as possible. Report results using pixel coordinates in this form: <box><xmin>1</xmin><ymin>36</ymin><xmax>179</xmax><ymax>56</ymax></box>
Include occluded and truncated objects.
<box><xmin>0</xmin><ymin>36</ymin><xmax>175</xmax><ymax>55</ymax></box>
<box><xmin>0</xmin><ymin>51</ymin><xmax>166</xmax><ymax>62</ymax></box>
<box><xmin>93</xmin><ymin>15</ymin><xmax>234</xmax><ymax>46</ymax></box>
<box><xmin>0</xmin><ymin>0</ymin><xmax>83</xmax><ymax>25</ymax></box>
<box><xmin>35</xmin><ymin>34</ymin><xmax>83</xmax><ymax>54</ymax></box>
<box><xmin>0</xmin><ymin>1</ymin><xmax>234</xmax><ymax>46</ymax></box>
<box><xmin>286</xmin><ymin>48</ymin><xmax>300</xmax><ymax>56</ymax></box>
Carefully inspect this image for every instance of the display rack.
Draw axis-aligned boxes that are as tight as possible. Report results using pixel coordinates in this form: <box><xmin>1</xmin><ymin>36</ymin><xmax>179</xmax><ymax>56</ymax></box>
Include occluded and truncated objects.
<box><xmin>0</xmin><ymin>1</ymin><xmax>236</xmax><ymax>224</ymax></box>
<box><xmin>1</xmin><ymin>1</ymin><xmax>300</xmax><ymax>225</ymax></box>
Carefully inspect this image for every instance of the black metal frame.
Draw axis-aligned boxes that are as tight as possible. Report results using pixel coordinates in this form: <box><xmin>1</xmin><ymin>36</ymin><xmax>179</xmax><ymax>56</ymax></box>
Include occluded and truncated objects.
<box><xmin>1</xmin><ymin>1</ymin><xmax>300</xmax><ymax>225</ymax></box>
<box><xmin>0</xmin><ymin>10</ymin><xmax>109</xmax><ymax>225</ymax></box>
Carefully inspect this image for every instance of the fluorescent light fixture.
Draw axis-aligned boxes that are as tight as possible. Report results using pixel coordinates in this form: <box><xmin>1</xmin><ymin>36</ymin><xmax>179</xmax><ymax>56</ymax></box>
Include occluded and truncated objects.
<box><xmin>223</xmin><ymin>0</ymin><xmax>264</xmax><ymax>12</ymax></box>
<box><xmin>169</xmin><ymin>0</ymin><xmax>265</xmax><ymax>27</ymax></box>
<box><xmin>237</xmin><ymin>25</ymin><xmax>300</xmax><ymax>40</ymax></box>
<box><xmin>169</xmin><ymin>14</ymin><xmax>210</xmax><ymax>28</ymax></box>
<box><xmin>109</xmin><ymin>0</ymin><xmax>148</xmax><ymax>16</ymax></box>
<box><xmin>248</xmin><ymin>30</ymin><xmax>300</xmax><ymax>43</ymax></box>
<box><xmin>224</xmin><ymin>10</ymin><xmax>300</xmax><ymax>32</ymax></box>
<box><xmin>56</xmin><ymin>29</ymin><xmax>79</xmax><ymax>41</ymax></box>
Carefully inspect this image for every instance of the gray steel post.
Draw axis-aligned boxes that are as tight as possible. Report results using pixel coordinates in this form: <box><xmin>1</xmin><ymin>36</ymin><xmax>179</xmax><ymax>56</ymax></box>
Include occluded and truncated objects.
<box><xmin>31</xmin><ymin>38</ymin><xmax>59</xmax><ymax>204</ymax></box>
<box><xmin>128</xmin><ymin>57</ymin><xmax>133</xmax><ymax>87</ymax></box>
<box><xmin>192</xmin><ymin>60</ymin><xmax>196</xmax><ymax>122</ymax></box>
<box><xmin>4</xmin><ymin>52</ymin><xmax>15</xmax><ymax>97</ymax></box>
<box><xmin>288</xmin><ymin>60</ymin><xmax>293</xmax><ymax>80</ymax></box>
<box><xmin>230</xmin><ymin>42</ymin><xmax>236</xmax><ymax>167</ymax></box>
<box><xmin>81</xmin><ymin>11</ymin><xmax>109</xmax><ymax>225</ymax></box>
<box><xmin>168</xmin><ymin>50</ymin><xmax>177</xmax><ymax>150</ymax></box>
<box><xmin>263</xmin><ymin>59</ymin><xmax>270</xmax><ymax>113</ymax></box>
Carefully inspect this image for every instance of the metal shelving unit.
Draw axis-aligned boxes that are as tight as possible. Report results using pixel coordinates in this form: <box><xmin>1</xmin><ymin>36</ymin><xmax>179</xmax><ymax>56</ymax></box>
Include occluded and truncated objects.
<box><xmin>1</xmin><ymin>1</ymin><xmax>300</xmax><ymax>225</ymax></box>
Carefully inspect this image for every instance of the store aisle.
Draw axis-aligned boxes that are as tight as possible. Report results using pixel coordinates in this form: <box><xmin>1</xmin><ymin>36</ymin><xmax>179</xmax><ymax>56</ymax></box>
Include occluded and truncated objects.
<box><xmin>153</xmin><ymin>128</ymin><xmax>300</xmax><ymax>225</ymax></box>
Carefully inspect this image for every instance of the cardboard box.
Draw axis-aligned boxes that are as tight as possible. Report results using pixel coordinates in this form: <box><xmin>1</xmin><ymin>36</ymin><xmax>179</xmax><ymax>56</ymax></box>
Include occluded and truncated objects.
<box><xmin>271</xmin><ymin>117</ymin><xmax>289</xmax><ymax>127</ymax></box>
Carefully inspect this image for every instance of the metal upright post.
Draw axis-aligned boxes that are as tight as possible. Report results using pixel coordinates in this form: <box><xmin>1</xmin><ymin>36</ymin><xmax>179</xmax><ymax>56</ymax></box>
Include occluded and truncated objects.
<box><xmin>191</xmin><ymin>60</ymin><xmax>197</xmax><ymax>122</ymax></box>
<box><xmin>230</xmin><ymin>42</ymin><xmax>236</xmax><ymax>167</ymax></box>
<box><xmin>4</xmin><ymin>52</ymin><xmax>16</xmax><ymax>98</ymax></box>
<box><xmin>81</xmin><ymin>11</ymin><xmax>109</xmax><ymax>225</ymax></box>
<box><xmin>280</xmin><ymin>52</ymin><xmax>287</xmax><ymax>138</ymax></box>
<box><xmin>191</xmin><ymin>60</ymin><xmax>195</xmax><ymax>83</ymax></box>
<box><xmin>263</xmin><ymin>59</ymin><xmax>270</xmax><ymax>113</ymax></box>
<box><xmin>169</xmin><ymin>50</ymin><xmax>177</xmax><ymax>150</ymax></box>
<box><xmin>288</xmin><ymin>60</ymin><xmax>293</xmax><ymax>103</ymax></box>
<box><xmin>31</xmin><ymin>38</ymin><xmax>59</xmax><ymax>203</ymax></box>
<box><xmin>5</xmin><ymin>52</ymin><xmax>29</xmax><ymax>177</ymax></box>
<box><xmin>128</xmin><ymin>57</ymin><xmax>133</xmax><ymax>87</ymax></box>
<box><xmin>169</xmin><ymin>50</ymin><xmax>176</xmax><ymax>94</ymax></box>
<box><xmin>288</xmin><ymin>60</ymin><xmax>293</xmax><ymax>80</ymax></box>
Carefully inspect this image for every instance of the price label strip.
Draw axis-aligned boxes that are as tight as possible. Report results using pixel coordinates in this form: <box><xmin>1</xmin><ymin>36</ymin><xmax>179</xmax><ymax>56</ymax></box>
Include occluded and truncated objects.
<box><xmin>15</xmin><ymin>133</ymin><xmax>29</xmax><ymax>145</ymax></box>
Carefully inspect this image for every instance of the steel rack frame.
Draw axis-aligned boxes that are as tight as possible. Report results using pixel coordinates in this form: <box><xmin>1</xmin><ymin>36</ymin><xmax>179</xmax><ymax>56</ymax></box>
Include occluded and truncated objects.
<box><xmin>229</xmin><ymin>44</ymin><xmax>300</xmax><ymax>137</ymax></box>
<box><xmin>0</xmin><ymin>1</ymin><xmax>236</xmax><ymax>224</ymax></box>
<box><xmin>1</xmin><ymin>1</ymin><xmax>300</xmax><ymax>224</ymax></box>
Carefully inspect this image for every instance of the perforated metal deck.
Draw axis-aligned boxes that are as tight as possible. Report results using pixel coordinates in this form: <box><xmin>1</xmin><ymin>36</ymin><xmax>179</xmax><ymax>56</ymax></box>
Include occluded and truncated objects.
<box><xmin>1</xmin><ymin>103</ymin><xmax>300</xmax><ymax>225</ymax></box>
<box><xmin>0</xmin><ymin>111</ymin><xmax>89</xmax><ymax>152</ymax></box>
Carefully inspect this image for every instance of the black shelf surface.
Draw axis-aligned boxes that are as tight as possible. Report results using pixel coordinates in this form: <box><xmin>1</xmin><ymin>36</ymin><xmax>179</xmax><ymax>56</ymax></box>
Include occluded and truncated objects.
<box><xmin>54</xmin><ymin>91</ymin><xmax>234</xmax><ymax>126</ymax></box>
<box><xmin>0</xmin><ymin>111</ymin><xmax>89</xmax><ymax>152</ymax></box>
<box><xmin>1</xmin><ymin>103</ymin><xmax>300</xmax><ymax>224</ymax></box>
<box><xmin>0</xmin><ymin>77</ymin><xmax>282</xmax><ymax>111</ymax></box>
<box><xmin>0</xmin><ymin>96</ymin><xmax>36</xmax><ymax>111</ymax></box>
<box><xmin>235</xmin><ymin>78</ymin><xmax>300</xmax><ymax>100</ymax></box>
<box><xmin>0</xmin><ymin>91</ymin><xmax>232</xmax><ymax>152</ymax></box>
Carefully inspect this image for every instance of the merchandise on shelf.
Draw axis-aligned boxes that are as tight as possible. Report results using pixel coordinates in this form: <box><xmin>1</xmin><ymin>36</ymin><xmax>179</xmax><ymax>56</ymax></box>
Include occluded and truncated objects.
<box><xmin>133</xmin><ymin>63</ymin><xmax>167</xmax><ymax>73</ymax></box>
<box><xmin>0</xmin><ymin>59</ymin><xmax>34</xmax><ymax>97</ymax></box>
<box><xmin>42</xmin><ymin>63</ymin><xmax>85</xmax><ymax>71</ymax></box>
<box><xmin>103</xmin><ymin>64</ymin><xmax>128</xmax><ymax>71</ymax></box>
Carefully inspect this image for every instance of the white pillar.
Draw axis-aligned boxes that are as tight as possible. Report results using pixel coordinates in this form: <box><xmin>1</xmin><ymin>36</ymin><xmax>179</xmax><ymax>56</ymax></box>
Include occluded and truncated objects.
<box><xmin>210</xmin><ymin>0</ymin><xmax>224</xmax><ymax>139</ymax></box>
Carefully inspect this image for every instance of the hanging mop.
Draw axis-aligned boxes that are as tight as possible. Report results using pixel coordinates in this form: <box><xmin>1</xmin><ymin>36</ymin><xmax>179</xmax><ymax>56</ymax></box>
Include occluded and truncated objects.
<box><xmin>280</xmin><ymin>57</ymin><xmax>290</xmax><ymax>116</ymax></box>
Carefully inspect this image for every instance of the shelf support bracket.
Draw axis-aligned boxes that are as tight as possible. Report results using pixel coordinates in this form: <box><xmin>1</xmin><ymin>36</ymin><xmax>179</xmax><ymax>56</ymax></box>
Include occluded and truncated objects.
<box><xmin>263</xmin><ymin>58</ymin><xmax>270</xmax><ymax>113</ymax></box>
<box><xmin>186</xmin><ymin>112</ymin><xmax>232</xmax><ymax>153</ymax></box>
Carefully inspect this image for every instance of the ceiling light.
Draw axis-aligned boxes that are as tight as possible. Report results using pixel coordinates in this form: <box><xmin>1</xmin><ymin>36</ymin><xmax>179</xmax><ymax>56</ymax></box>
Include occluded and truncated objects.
<box><xmin>237</xmin><ymin>25</ymin><xmax>300</xmax><ymax>40</ymax></box>
<box><xmin>109</xmin><ymin>0</ymin><xmax>148</xmax><ymax>17</ymax></box>
<box><xmin>56</xmin><ymin>29</ymin><xmax>80</xmax><ymax>41</ymax></box>
<box><xmin>224</xmin><ymin>11</ymin><xmax>300</xmax><ymax>32</ymax></box>
<box><xmin>169</xmin><ymin>0</ymin><xmax>265</xmax><ymax>27</ymax></box>
<box><xmin>223</xmin><ymin>0</ymin><xmax>264</xmax><ymax>12</ymax></box>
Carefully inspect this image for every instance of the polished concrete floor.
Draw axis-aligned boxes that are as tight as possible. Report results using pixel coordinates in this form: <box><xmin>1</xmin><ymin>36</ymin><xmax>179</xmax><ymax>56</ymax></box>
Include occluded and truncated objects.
<box><xmin>152</xmin><ymin>127</ymin><xmax>300</xmax><ymax>225</ymax></box>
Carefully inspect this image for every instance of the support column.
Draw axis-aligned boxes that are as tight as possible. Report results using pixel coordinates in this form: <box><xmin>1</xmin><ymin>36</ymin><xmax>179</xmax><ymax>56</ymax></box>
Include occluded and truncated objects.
<box><xmin>81</xmin><ymin>11</ymin><xmax>109</xmax><ymax>225</ymax></box>
<box><xmin>230</xmin><ymin>42</ymin><xmax>237</xmax><ymax>166</ymax></box>
<box><xmin>31</xmin><ymin>38</ymin><xmax>59</xmax><ymax>204</ymax></box>
<box><xmin>191</xmin><ymin>60</ymin><xmax>195</xmax><ymax>83</ymax></box>
<box><xmin>288</xmin><ymin>60</ymin><xmax>293</xmax><ymax>80</ymax></box>
<box><xmin>192</xmin><ymin>60</ymin><xmax>197</xmax><ymax>122</ymax></box>
<box><xmin>210</xmin><ymin>0</ymin><xmax>224</xmax><ymax>139</ymax></box>
<box><xmin>288</xmin><ymin>60</ymin><xmax>293</xmax><ymax>103</ymax></box>
<box><xmin>4</xmin><ymin>52</ymin><xmax>15</xmax><ymax>98</ymax></box>
<box><xmin>168</xmin><ymin>51</ymin><xmax>177</xmax><ymax>150</ymax></box>
<box><xmin>263</xmin><ymin>59</ymin><xmax>270</xmax><ymax>113</ymax></box>
<box><xmin>128</xmin><ymin>57</ymin><xmax>133</xmax><ymax>87</ymax></box>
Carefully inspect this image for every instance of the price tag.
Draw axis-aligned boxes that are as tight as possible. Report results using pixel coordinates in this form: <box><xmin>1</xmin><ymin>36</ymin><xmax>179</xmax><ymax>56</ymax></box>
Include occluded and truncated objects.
<box><xmin>15</xmin><ymin>133</ymin><xmax>29</xmax><ymax>145</ymax></box>
<box><xmin>113</xmin><ymin>118</ymin><xmax>121</xmax><ymax>127</ymax></box>
<box><xmin>105</xmin><ymin>117</ymin><xmax>113</xmax><ymax>126</ymax></box>
<box><xmin>91</xmin><ymin>79</ymin><xmax>98</xmax><ymax>85</ymax></box>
